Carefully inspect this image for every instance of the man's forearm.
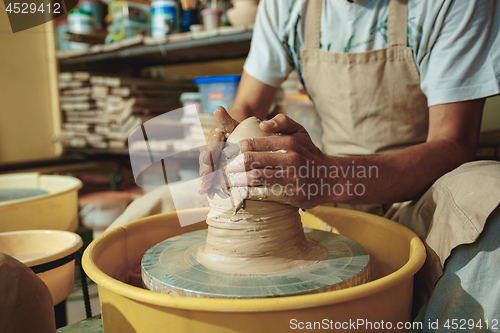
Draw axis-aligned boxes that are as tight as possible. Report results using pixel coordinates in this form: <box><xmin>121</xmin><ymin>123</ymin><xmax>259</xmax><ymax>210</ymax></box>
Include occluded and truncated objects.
<box><xmin>331</xmin><ymin>99</ymin><xmax>485</xmax><ymax>204</ymax></box>
<box><xmin>330</xmin><ymin>139</ymin><xmax>476</xmax><ymax>205</ymax></box>
<box><xmin>225</xmin><ymin>86</ymin><xmax>484</xmax><ymax>207</ymax></box>
<box><xmin>229</xmin><ymin>71</ymin><xmax>279</xmax><ymax>122</ymax></box>
<box><xmin>228</xmin><ymin>104</ymin><xmax>255</xmax><ymax>123</ymax></box>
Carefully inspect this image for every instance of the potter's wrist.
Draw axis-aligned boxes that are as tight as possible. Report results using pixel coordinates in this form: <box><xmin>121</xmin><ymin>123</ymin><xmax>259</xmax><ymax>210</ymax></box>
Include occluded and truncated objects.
<box><xmin>228</xmin><ymin>105</ymin><xmax>253</xmax><ymax>123</ymax></box>
<box><xmin>325</xmin><ymin>155</ymin><xmax>342</xmax><ymax>204</ymax></box>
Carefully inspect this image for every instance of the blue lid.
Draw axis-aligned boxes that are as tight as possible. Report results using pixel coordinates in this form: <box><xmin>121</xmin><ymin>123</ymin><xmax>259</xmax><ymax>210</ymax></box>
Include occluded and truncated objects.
<box><xmin>193</xmin><ymin>75</ymin><xmax>241</xmax><ymax>85</ymax></box>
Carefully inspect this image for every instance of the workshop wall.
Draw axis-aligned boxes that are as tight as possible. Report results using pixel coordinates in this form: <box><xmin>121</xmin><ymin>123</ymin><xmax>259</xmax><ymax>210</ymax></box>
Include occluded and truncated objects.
<box><xmin>0</xmin><ymin>17</ymin><xmax>61</xmax><ymax>164</ymax></box>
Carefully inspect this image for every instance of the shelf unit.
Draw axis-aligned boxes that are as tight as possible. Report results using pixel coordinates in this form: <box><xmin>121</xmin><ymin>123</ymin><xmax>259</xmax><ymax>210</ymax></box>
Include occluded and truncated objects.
<box><xmin>58</xmin><ymin>29</ymin><xmax>252</xmax><ymax>163</ymax></box>
<box><xmin>58</xmin><ymin>30</ymin><xmax>253</xmax><ymax>73</ymax></box>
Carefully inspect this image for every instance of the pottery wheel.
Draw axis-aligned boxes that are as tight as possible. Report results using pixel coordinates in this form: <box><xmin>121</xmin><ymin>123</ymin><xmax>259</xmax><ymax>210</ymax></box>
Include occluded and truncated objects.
<box><xmin>141</xmin><ymin>228</ymin><xmax>370</xmax><ymax>298</ymax></box>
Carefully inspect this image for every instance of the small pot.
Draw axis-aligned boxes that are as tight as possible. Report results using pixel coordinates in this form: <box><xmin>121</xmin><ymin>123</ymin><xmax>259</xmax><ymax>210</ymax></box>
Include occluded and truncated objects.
<box><xmin>226</xmin><ymin>0</ymin><xmax>259</xmax><ymax>26</ymax></box>
<box><xmin>201</xmin><ymin>8</ymin><xmax>223</xmax><ymax>30</ymax></box>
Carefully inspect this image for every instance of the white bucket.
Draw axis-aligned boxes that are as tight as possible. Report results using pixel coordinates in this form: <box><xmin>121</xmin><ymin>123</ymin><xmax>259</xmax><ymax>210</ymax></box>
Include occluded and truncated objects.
<box><xmin>79</xmin><ymin>191</ymin><xmax>134</xmax><ymax>238</ymax></box>
<box><xmin>151</xmin><ymin>0</ymin><xmax>179</xmax><ymax>37</ymax></box>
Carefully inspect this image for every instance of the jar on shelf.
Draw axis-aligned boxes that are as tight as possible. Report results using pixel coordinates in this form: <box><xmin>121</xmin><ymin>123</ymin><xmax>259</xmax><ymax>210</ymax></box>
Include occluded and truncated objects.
<box><xmin>55</xmin><ymin>18</ymin><xmax>70</xmax><ymax>50</ymax></box>
<box><xmin>200</xmin><ymin>8</ymin><xmax>223</xmax><ymax>30</ymax></box>
<box><xmin>151</xmin><ymin>0</ymin><xmax>179</xmax><ymax>38</ymax></box>
<box><xmin>78</xmin><ymin>0</ymin><xmax>105</xmax><ymax>31</ymax></box>
<box><xmin>67</xmin><ymin>9</ymin><xmax>94</xmax><ymax>49</ymax></box>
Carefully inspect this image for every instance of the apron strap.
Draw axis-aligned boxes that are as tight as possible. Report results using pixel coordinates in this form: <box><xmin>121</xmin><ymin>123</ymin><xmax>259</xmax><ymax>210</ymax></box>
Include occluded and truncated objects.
<box><xmin>304</xmin><ymin>0</ymin><xmax>323</xmax><ymax>50</ymax></box>
<box><xmin>388</xmin><ymin>0</ymin><xmax>408</xmax><ymax>47</ymax></box>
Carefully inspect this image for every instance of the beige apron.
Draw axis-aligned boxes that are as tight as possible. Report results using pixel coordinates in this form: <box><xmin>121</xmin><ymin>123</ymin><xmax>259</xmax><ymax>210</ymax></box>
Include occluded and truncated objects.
<box><xmin>300</xmin><ymin>0</ymin><xmax>500</xmax><ymax>304</ymax></box>
<box><xmin>300</xmin><ymin>0</ymin><xmax>428</xmax><ymax>217</ymax></box>
<box><xmin>300</xmin><ymin>0</ymin><xmax>429</xmax><ymax>157</ymax></box>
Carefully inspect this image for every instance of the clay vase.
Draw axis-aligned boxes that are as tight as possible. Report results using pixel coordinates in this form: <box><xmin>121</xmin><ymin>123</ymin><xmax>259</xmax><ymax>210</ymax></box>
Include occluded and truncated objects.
<box><xmin>226</xmin><ymin>0</ymin><xmax>260</xmax><ymax>26</ymax></box>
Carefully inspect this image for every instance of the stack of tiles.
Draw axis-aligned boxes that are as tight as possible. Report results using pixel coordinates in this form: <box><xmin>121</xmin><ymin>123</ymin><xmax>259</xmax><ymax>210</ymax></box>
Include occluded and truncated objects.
<box><xmin>58</xmin><ymin>72</ymin><xmax>195</xmax><ymax>150</ymax></box>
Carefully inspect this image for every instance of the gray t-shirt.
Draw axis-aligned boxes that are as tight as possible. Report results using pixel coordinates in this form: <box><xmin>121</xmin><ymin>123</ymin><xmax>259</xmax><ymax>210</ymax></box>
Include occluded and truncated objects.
<box><xmin>244</xmin><ymin>0</ymin><xmax>500</xmax><ymax>106</ymax></box>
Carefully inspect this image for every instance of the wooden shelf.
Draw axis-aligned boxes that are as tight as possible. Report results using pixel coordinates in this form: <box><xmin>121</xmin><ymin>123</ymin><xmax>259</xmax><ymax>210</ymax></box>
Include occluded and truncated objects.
<box><xmin>58</xmin><ymin>27</ymin><xmax>252</xmax><ymax>158</ymax></box>
<box><xmin>64</xmin><ymin>147</ymin><xmax>199</xmax><ymax>160</ymax></box>
<box><xmin>64</xmin><ymin>147</ymin><xmax>130</xmax><ymax>156</ymax></box>
<box><xmin>58</xmin><ymin>29</ymin><xmax>253</xmax><ymax>72</ymax></box>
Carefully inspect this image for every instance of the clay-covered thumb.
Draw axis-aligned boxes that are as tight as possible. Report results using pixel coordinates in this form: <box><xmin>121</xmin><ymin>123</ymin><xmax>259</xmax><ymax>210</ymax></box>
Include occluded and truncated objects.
<box><xmin>260</xmin><ymin>114</ymin><xmax>305</xmax><ymax>135</ymax></box>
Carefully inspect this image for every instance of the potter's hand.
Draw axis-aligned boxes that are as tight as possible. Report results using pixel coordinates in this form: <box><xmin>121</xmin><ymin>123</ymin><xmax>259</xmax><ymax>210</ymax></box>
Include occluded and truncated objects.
<box><xmin>199</xmin><ymin>106</ymin><xmax>239</xmax><ymax>195</ymax></box>
<box><xmin>224</xmin><ymin>114</ymin><xmax>334</xmax><ymax>209</ymax></box>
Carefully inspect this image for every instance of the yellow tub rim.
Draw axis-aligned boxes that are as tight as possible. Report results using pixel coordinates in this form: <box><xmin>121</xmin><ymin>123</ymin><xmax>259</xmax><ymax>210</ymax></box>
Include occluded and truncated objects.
<box><xmin>82</xmin><ymin>207</ymin><xmax>426</xmax><ymax>313</ymax></box>
<box><xmin>0</xmin><ymin>174</ymin><xmax>82</xmax><ymax>208</ymax></box>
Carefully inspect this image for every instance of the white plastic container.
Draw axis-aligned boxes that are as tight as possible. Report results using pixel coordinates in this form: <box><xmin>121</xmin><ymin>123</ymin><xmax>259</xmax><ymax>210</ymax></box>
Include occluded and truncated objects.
<box><xmin>151</xmin><ymin>0</ymin><xmax>179</xmax><ymax>37</ymax></box>
<box><xmin>180</xmin><ymin>92</ymin><xmax>202</xmax><ymax>114</ymax></box>
<box><xmin>79</xmin><ymin>0</ymin><xmax>105</xmax><ymax>30</ymax></box>
<box><xmin>68</xmin><ymin>9</ymin><xmax>94</xmax><ymax>49</ymax></box>
<box><xmin>201</xmin><ymin>8</ymin><xmax>223</xmax><ymax>30</ymax></box>
<box><xmin>79</xmin><ymin>191</ymin><xmax>134</xmax><ymax>238</ymax></box>
<box><xmin>180</xmin><ymin>92</ymin><xmax>202</xmax><ymax>138</ymax></box>
<box><xmin>55</xmin><ymin>18</ymin><xmax>70</xmax><ymax>50</ymax></box>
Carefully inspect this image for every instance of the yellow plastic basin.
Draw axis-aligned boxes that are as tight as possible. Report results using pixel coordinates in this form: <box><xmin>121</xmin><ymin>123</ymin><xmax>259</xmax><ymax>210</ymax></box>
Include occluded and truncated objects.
<box><xmin>0</xmin><ymin>230</ymin><xmax>83</xmax><ymax>305</ymax></box>
<box><xmin>83</xmin><ymin>207</ymin><xmax>426</xmax><ymax>333</ymax></box>
<box><xmin>0</xmin><ymin>173</ymin><xmax>82</xmax><ymax>232</ymax></box>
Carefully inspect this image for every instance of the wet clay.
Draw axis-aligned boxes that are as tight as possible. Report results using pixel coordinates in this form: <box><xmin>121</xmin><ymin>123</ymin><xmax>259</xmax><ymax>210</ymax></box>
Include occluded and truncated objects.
<box><xmin>196</xmin><ymin>117</ymin><xmax>327</xmax><ymax>274</ymax></box>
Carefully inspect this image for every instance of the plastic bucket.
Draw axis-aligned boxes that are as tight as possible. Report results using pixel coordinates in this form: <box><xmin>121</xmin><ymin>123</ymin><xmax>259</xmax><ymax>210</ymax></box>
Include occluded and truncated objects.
<box><xmin>0</xmin><ymin>230</ymin><xmax>83</xmax><ymax>305</ymax></box>
<box><xmin>79</xmin><ymin>191</ymin><xmax>133</xmax><ymax>238</ymax></box>
<box><xmin>0</xmin><ymin>173</ymin><xmax>82</xmax><ymax>233</ymax></box>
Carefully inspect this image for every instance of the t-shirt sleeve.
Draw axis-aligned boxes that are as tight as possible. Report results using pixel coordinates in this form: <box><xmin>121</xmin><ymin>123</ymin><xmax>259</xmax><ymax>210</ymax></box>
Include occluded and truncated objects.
<box><xmin>243</xmin><ymin>0</ymin><xmax>294</xmax><ymax>88</ymax></box>
<box><xmin>418</xmin><ymin>0</ymin><xmax>500</xmax><ymax>106</ymax></box>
